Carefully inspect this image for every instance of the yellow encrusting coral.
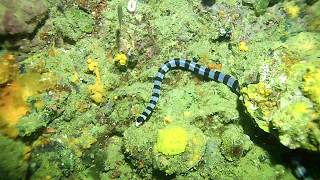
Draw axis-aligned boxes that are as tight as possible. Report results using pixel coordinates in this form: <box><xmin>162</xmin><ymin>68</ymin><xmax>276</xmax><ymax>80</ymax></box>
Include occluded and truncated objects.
<box><xmin>152</xmin><ymin>123</ymin><xmax>207</xmax><ymax>174</ymax></box>
<box><xmin>303</xmin><ymin>67</ymin><xmax>320</xmax><ymax>108</ymax></box>
<box><xmin>287</xmin><ymin>101</ymin><xmax>312</xmax><ymax>120</ymax></box>
<box><xmin>155</xmin><ymin>125</ymin><xmax>188</xmax><ymax>155</ymax></box>
<box><xmin>87</xmin><ymin>58</ymin><xmax>105</xmax><ymax>104</ymax></box>
<box><xmin>114</xmin><ymin>53</ymin><xmax>128</xmax><ymax>66</ymax></box>
<box><xmin>239</xmin><ymin>41</ymin><xmax>249</xmax><ymax>52</ymax></box>
<box><xmin>0</xmin><ymin>54</ymin><xmax>17</xmax><ymax>84</ymax></box>
<box><xmin>242</xmin><ymin>82</ymin><xmax>276</xmax><ymax>132</ymax></box>
<box><xmin>284</xmin><ymin>2</ymin><xmax>300</xmax><ymax>18</ymax></box>
<box><xmin>70</xmin><ymin>72</ymin><xmax>80</xmax><ymax>84</ymax></box>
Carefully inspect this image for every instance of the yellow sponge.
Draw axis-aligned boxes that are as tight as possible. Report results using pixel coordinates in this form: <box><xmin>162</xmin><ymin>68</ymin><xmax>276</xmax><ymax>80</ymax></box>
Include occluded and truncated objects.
<box><xmin>155</xmin><ymin>125</ymin><xmax>188</xmax><ymax>155</ymax></box>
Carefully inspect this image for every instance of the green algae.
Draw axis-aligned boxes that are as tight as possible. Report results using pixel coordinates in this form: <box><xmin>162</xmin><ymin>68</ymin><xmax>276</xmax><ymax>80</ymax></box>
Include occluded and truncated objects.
<box><xmin>0</xmin><ymin>134</ymin><xmax>29</xmax><ymax>180</ymax></box>
<box><xmin>101</xmin><ymin>137</ymin><xmax>134</xmax><ymax>179</ymax></box>
<box><xmin>0</xmin><ymin>0</ymin><xmax>319</xmax><ymax>179</ymax></box>
<box><xmin>243</xmin><ymin>56</ymin><xmax>320</xmax><ymax>151</ymax></box>
<box><xmin>52</xmin><ymin>7</ymin><xmax>94</xmax><ymax>41</ymax></box>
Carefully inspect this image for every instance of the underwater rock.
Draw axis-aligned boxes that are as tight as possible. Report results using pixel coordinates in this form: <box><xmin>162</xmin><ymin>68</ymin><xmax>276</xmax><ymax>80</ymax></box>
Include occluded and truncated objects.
<box><xmin>305</xmin><ymin>1</ymin><xmax>320</xmax><ymax>32</ymax></box>
<box><xmin>242</xmin><ymin>0</ymin><xmax>270</xmax><ymax>15</ymax></box>
<box><xmin>29</xmin><ymin>142</ymin><xmax>68</xmax><ymax>179</ymax></box>
<box><xmin>17</xmin><ymin>112</ymin><xmax>47</xmax><ymax>137</ymax></box>
<box><xmin>0</xmin><ymin>0</ymin><xmax>48</xmax><ymax>35</ymax></box>
<box><xmin>101</xmin><ymin>136</ymin><xmax>134</xmax><ymax>179</ymax></box>
<box><xmin>203</xmin><ymin>137</ymin><xmax>295</xmax><ymax>179</ymax></box>
<box><xmin>0</xmin><ymin>134</ymin><xmax>29</xmax><ymax>180</ymax></box>
<box><xmin>242</xmin><ymin>55</ymin><xmax>320</xmax><ymax>151</ymax></box>
<box><xmin>123</xmin><ymin>123</ymin><xmax>157</xmax><ymax>178</ymax></box>
<box><xmin>153</xmin><ymin>123</ymin><xmax>207</xmax><ymax>174</ymax></box>
<box><xmin>123</xmin><ymin>122</ymin><xmax>206</xmax><ymax>175</ymax></box>
<box><xmin>220</xmin><ymin>125</ymin><xmax>252</xmax><ymax>161</ymax></box>
<box><xmin>283</xmin><ymin>32</ymin><xmax>320</xmax><ymax>59</ymax></box>
<box><xmin>52</xmin><ymin>7</ymin><xmax>94</xmax><ymax>42</ymax></box>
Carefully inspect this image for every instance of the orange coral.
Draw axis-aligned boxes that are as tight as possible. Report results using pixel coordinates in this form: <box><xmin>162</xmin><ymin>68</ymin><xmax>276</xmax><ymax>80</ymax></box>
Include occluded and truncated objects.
<box><xmin>0</xmin><ymin>54</ymin><xmax>57</xmax><ymax>138</ymax></box>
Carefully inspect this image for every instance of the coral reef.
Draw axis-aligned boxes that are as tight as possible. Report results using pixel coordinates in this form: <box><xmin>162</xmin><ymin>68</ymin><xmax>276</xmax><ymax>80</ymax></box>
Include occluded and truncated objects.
<box><xmin>220</xmin><ymin>125</ymin><xmax>252</xmax><ymax>161</ymax></box>
<box><xmin>242</xmin><ymin>0</ymin><xmax>270</xmax><ymax>15</ymax></box>
<box><xmin>0</xmin><ymin>134</ymin><xmax>29</xmax><ymax>179</ymax></box>
<box><xmin>52</xmin><ymin>7</ymin><xmax>94</xmax><ymax>41</ymax></box>
<box><xmin>0</xmin><ymin>0</ymin><xmax>319</xmax><ymax>179</ymax></box>
<box><xmin>153</xmin><ymin>123</ymin><xmax>206</xmax><ymax>174</ymax></box>
<box><xmin>305</xmin><ymin>1</ymin><xmax>320</xmax><ymax>32</ymax></box>
<box><xmin>242</xmin><ymin>48</ymin><xmax>320</xmax><ymax>151</ymax></box>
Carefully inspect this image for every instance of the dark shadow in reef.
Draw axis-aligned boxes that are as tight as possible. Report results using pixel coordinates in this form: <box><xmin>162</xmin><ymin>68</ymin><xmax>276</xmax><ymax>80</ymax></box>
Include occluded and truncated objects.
<box><xmin>152</xmin><ymin>169</ymin><xmax>176</xmax><ymax>180</ymax></box>
<box><xmin>236</xmin><ymin>98</ymin><xmax>320</xmax><ymax>179</ymax></box>
<box><xmin>0</xmin><ymin>13</ymin><xmax>49</xmax><ymax>51</ymax></box>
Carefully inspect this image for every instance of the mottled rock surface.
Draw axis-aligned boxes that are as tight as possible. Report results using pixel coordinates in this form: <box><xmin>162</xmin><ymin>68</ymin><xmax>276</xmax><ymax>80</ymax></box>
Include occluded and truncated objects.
<box><xmin>0</xmin><ymin>0</ymin><xmax>48</xmax><ymax>35</ymax></box>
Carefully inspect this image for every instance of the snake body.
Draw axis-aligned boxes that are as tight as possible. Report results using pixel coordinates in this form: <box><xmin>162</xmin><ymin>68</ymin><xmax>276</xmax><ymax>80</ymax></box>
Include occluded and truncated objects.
<box><xmin>135</xmin><ymin>58</ymin><xmax>313</xmax><ymax>179</ymax></box>
<box><xmin>135</xmin><ymin>58</ymin><xmax>240</xmax><ymax>127</ymax></box>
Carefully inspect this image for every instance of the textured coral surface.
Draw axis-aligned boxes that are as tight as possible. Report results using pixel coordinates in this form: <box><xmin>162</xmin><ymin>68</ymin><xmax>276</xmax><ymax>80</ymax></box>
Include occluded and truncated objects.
<box><xmin>0</xmin><ymin>0</ymin><xmax>319</xmax><ymax>179</ymax></box>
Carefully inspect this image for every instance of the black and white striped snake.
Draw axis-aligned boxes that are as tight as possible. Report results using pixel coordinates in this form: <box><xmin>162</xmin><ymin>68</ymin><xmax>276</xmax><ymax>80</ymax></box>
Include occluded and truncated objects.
<box><xmin>135</xmin><ymin>58</ymin><xmax>240</xmax><ymax>127</ymax></box>
<box><xmin>135</xmin><ymin>58</ymin><xmax>313</xmax><ymax>180</ymax></box>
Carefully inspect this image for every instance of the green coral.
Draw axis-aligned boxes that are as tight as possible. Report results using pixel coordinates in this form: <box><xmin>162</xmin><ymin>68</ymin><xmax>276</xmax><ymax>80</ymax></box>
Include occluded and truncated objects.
<box><xmin>303</xmin><ymin>63</ymin><xmax>320</xmax><ymax>108</ymax></box>
<box><xmin>282</xmin><ymin>32</ymin><xmax>320</xmax><ymax>59</ymax></box>
<box><xmin>17</xmin><ymin>111</ymin><xmax>47</xmax><ymax>136</ymax></box>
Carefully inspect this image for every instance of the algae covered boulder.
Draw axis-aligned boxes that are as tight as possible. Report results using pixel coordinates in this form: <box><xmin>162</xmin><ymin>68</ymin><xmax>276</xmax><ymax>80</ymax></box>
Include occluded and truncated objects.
<box><xmin>123</xmin><ymin>122</ymin><xmax>206</xmax><ymax>176</ymax></box>
<box><xmin>242</xmin><ymin>0</ymin><xmax>270</xmax><ymax>15</ymax></box>
<box><xmin>0</xmin><ymin>134</ymin><xmax>29</xmax><ymax>179</ymax></box>
<box><xmin>305</xmin><ymin>1</ymin><xmax>320</xmax><ymax>32</ymax></box>
<box><xmin>220</xmin><ymin>125</ymin><xmax>252</xmax><ymax>161</ymax></box>
<box><xmin>153</xmin><ymin>124</ymin><xmax>207</xmax><ymax>174</ymax></box>
<box><xmin>0</xmin><ymin>0</ymin><xmax>48</xmax><ymax>35</ymax></box>
<box><xmin>242</xmin><ymin>54</ymin><xmax>320</xmax><ymax>151</ymax></box>
<box><xmin>101</xmin><ymin>137</ymin><xmax>134</xmax><ymax>179</ymax></box>
<box><xmin>52</xmin><ymin>7</ymin><xmax>94</xmax><ymax>41</ymax></box>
